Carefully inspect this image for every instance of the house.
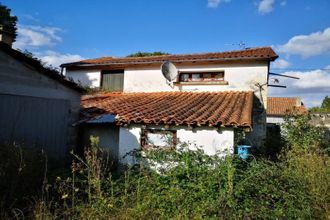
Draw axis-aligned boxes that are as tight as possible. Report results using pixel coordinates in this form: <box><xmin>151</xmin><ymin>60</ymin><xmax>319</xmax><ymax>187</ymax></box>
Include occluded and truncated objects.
<box><xmin>61</xmin><ymin>47</ymin><xmax>278</xmax><ymax>164</ymax></box>
<box><xmin>0</xmin><ymin>28</ymin><xmax>85</xmax><ymax>157</ymax></box>
<box><xmin>309</xmin><ymin>113</ymin><xmax>330</xmax><ymax>129</ymax></box>
<box><xmin>267</xmin><ymin>97</ymin><xmax>307</xmax><ymax>125</ymax></box>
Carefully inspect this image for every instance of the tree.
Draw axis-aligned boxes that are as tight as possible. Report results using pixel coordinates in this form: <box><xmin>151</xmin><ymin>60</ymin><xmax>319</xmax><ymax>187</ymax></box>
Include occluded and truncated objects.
<box><xmin>309</xmin><ymin>96</ymin><xmax>330</xmax><ymax>113</ymax></box>
<box><xmin>127</xmin><ymin>51</ymin><xmax>170</xmax><ymax>57</ymax></box>
<box><xmin>320</xmin><ymin>96</ymin><xmax>330</xmax><ymax>111</ymax></box>
<box><xmin>0</xmin><ymin>3</ymin><xmax>18</xmax><ymax>41</ymax></box>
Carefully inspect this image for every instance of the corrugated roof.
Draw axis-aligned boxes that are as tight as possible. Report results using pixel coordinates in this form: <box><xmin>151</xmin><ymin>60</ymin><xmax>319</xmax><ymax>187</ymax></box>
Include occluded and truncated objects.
<box><xmin>267</xmin><ymin>97</ymin><xmax>307</xmax><ymax>116</ymax></box>
<box><xmin>81</xmin><ymin>91</ymin><xmax>254</xmax><ymax>128</ymax></box>
<box><xmin>61</xmin><ymin>47</ymin><xmax>278</xmax><ymax>69</ymax></box>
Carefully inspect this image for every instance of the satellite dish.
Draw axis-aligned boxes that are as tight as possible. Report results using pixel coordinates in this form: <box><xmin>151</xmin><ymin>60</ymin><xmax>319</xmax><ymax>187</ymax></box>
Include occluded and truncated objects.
<box><xmin>161</xmin><ymin>61</ymin><xmax>178</xmax><ymax>87</ymax></box>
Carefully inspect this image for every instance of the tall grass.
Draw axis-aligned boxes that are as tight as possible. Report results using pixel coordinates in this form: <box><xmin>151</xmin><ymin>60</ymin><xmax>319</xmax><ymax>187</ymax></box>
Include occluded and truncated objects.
<box><xmin>1</xmin><ymin>115</ymin><xmax>329</xmax><ymax>219</ymax></box>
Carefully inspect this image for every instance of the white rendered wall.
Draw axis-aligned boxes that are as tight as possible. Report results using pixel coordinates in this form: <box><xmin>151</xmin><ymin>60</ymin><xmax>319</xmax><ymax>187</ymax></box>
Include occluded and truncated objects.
<box><xmin>118</xmin><ymin>126</ymin><xmax>141</xmax><ymax>165</ymax></box>
<box><xmin>177</xmin><ymin>128</ymin><xmax>234</xmax><ymax>156</ymax></box>
<box><xmin>65</xmin><ymin>70</ymin><xmax>101</xmax><ymax>88</ymax></box>
<box><xmin>65</xmin><ymin>62</ymin><xmax>269</xmax><ymax>106</ymax></box>
<box><xmin>124</xmin><ymin>62</ymin><xmax>269</xmax><ymax>107</ymax></box>
<box><xmin>267</xmin><ymin>116</ymin><xmax>285</xmax><ymax>124</ymax></box>
<box><xmin>118</xmin><ymin>125</ymin><xmax>235</xmax><ymax>165</ymax></box>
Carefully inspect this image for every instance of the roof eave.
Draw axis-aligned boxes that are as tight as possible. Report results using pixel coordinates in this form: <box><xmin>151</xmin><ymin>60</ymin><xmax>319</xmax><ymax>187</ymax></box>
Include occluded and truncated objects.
<box><xmin>61</xmin><ymin>56</ymin><xmax>278</xmax><ymax>69</ymax></box>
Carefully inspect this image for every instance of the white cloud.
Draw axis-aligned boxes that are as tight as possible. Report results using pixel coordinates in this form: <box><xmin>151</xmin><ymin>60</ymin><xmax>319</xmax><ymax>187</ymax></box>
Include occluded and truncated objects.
<box><xmin>207</xmin><ymin>0</ymin><xmax>231</xmax><ymax>8</ymax></box>
<box><xmin>277</xmin><ymin>27</ymin><xmax>330</xmax><ymax>58</ymax></box>
<box><xmin>12</xmin><ymin>24</ymin><xmax>83</xmax><ymax>67</ymax></box>
<box><xmin>258</xmin><ymin>0</ymin><xmax>275</xmax><ymax>14</ymax></box>
<box><xmin>271</xmin><ymin>59</ymin><xmax>290</xmax><ymax>69</ymax></box>
<box><xmin>269</xmin><ymin>68</ymin><xmax>330</xmax><ymax>107</ymax></box>
<box><xmin>21</xmin><ymin>14</ymin><xmax>39</xmax><ymax>22</ymax></box>
<box><xmin>37</xmin><ymin>50</ymin><xmax>84</xmax><ymax>67</ymax></box>
<box><xmin>13</xmin><ymin>25</ymin><xmax>62</xmax><ymax>49</ymax></box>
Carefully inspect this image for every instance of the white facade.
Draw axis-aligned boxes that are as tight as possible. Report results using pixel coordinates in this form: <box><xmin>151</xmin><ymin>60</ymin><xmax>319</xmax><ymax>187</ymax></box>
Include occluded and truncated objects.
<box><xmin>65</xmin><ymin>61</ymin><xmax>269</xmax><ymax>106</ymax></box>
<box><xmin>67</xmin><ymin>59</ymin><xmax>270</xmax><ymax>164</ymax></box>
<box><xmin>118</xmin><ymin>125</ymin><xmax>234</xmax><ymax>165</ymax></box>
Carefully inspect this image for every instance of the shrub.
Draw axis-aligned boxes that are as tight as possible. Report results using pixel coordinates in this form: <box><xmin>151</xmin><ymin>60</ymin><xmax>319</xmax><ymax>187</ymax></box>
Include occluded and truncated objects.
<box><xmin>1</xmin><ymin>115</ymin><xmax>329</xmax><ymax>219</ymax></box>
<box><xmin>49</xmin><ymin>138</ymin><xmax>328</xmax><ymax>219</ymax></box>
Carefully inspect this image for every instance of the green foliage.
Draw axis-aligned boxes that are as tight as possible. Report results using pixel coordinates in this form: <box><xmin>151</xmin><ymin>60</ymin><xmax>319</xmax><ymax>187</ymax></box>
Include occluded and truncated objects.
<box><xmin>1</xmin><ymin>116</ymin><xmax>329</xmax><ymax>219</ymax></box>
<box><xmin>309</xmin><ymin>95</ymin><xmax>330</xmax><ymax>113</ymax></box>
<box><xmin>282</xmin><ymin>114</ymin><xmax>329</xmax><ymax>151</ymax></box>
<box><xmin>127</xmin><ymin>51</ymin><xmax>170</xmax><ymax>57</ymax></box>
<box><xmin>321</xmin><ymin>95</ymin><xmax>330</xmax><ymax>111</ymax></box>
<box><xmin>38</xmin><ymin>136</ymin><xmax>329</xmax><ymax>219</ymax></box>
<box><xmin>0</xmin><ymin>143</ymin><xmax>67</xmax><ymax>219</ymax></box>
<box><xmin>0</xmin><ymin>3</ymin><xmax>17</xmax><ymax>41</ymax></box>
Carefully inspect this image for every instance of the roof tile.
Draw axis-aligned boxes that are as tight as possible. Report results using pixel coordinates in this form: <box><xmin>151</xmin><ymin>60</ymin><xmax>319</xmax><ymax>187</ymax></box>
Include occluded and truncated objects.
<box><xmin>81</xmin><ymin>91</ymin><xmax>254</xmax><ymax>128</ymax></box>
<box><xmin>62</xmin><ymin>47</ymin><xmax>278</xmax><ymax>68</ymax></box>
<box><xmin>267</xmin><ymin>97</ymin><xmax>307</xmax><ymax>116</ymax></box>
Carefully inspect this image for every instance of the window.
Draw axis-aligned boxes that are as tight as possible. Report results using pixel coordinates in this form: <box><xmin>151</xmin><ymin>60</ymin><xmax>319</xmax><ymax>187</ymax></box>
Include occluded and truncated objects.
<box><xmin>101</xmin><ymin>70</ymin><xmax>124</xmax><ymax>91</ymax></box>
<box><xmin>178</xmin><ymin>72</ymin><xmax>225</xmax><ymax>83</ymax></box>
<box><xmin>141</xmin><ymin>129</ymin><xmax>177</xmax><ymax>150</ymax></box>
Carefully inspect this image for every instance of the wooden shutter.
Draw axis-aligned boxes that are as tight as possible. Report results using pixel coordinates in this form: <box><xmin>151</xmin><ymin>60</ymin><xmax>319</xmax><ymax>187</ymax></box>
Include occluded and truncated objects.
<box><xmin>101</xmin><ymin>70</ymin><xmax>124</xmax><ymax>91</ymax></box>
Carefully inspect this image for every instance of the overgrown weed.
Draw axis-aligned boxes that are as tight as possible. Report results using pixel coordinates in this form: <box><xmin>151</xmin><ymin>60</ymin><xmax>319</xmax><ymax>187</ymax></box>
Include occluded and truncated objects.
<box><xmin>0</xmin><ymin>115</ymin><xmax>329</xmax><ymax>219</ymax></box>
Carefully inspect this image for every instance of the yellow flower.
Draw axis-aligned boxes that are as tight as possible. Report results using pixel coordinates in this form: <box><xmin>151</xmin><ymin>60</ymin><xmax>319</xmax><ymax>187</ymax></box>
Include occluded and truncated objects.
<box><xmin>61</xmin><ymin>194</ymin><xmax>69</xmax><ymax>199</ymax></box>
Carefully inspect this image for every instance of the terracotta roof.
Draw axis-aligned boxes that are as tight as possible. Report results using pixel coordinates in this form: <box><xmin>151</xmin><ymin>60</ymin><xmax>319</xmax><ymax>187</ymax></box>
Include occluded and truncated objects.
<box><xmin>0</xmin><ymin>42</ymin><xmax>85</xmax><ymax>93</ymax></box>
<box><xmin>61</xmin><ymin>47</ymin><xmax>278</xmax><ymax>69</ymax></box>
<box><xmin>81</xmin><ymin>91</ymin><xmax>254</xmax><ymax>128</ymax></box>
<box><xmin>267</xmin><ymin>97</ymin><xmax>307</xmax><ymax>116</ymax></box>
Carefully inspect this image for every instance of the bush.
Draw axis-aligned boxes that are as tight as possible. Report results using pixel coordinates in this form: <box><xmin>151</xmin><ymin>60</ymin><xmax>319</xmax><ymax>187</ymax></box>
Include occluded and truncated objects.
<box><xmin>46</xmin><ymin>139</ymin><xmax>328</xmax><ymax>219</ymax></box>
<box><xmin>1</xmin><ymin>115</ymin><xmax>329</xmax><ymax>219</ymax></box>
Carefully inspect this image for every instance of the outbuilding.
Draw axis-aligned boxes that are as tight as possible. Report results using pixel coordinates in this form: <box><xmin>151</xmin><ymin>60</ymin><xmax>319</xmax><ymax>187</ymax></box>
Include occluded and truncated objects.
<box><xmin>0</xmin><ymin>37</ymin><xmax>84</xmax><ymax>156</ymax></box>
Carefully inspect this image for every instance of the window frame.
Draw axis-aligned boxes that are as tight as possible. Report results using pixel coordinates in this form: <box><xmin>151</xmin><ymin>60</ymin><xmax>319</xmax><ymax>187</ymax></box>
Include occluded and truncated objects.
<box><xmin>140</xmin><ymin>129</ymin><xmax>177</xmax><ymax>150</ymax></box>
<box><xmin>100</xmin><ymin>69</ymin><xmax>124</xmax><ymax>91</ymax></box>
<box><xmin>179</xmin><ymin>71</ymin><xmax>225</xmax><ymax>83</ymax></box>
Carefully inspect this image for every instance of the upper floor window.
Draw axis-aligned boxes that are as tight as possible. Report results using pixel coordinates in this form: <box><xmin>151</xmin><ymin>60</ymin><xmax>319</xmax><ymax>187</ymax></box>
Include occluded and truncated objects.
<box><xmin>179</xmin><ymin>71</ymin><xmax>225</xmax><ymax>83</ymax></box>
<box><xmin>101</xmin><ymin>70</ymin><xmax>124</xmax><ymax>91</ymax></box>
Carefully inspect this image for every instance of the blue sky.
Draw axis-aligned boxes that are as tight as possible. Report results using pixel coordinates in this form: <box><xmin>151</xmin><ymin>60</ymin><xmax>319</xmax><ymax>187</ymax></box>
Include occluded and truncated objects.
<box><xmin>2</xmin><ymin>0</ymin><xmax>330</xmax><ymax>106</ymax></box>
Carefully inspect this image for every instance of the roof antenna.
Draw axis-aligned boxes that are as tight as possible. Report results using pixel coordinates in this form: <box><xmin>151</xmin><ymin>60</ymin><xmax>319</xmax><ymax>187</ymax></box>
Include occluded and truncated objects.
<box><xmin>161</xmin><ymin>61</ymin><xmax>178</xmax><ymax>88</ymax></box>
<box><xmin>238</xmin><ymin>41</ymin><xmax>246</xmax><ymax>49</ymax></box>
<box><xmin>225</xmin><ymin>41</ymin><xmax>247</xmax><ymax>49</ymax></box>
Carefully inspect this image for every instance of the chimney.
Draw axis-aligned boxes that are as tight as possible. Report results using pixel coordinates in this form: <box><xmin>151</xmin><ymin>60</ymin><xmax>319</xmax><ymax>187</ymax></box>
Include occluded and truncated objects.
<box><xmin>0</xmin><ymin>25</ymin><xmax>15</xmax><ymax>47</ymax></box>
<box><xmin>296</xmin><ymin>97</ymin><xmax>302</xmax><ymax>106</ymax></box>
